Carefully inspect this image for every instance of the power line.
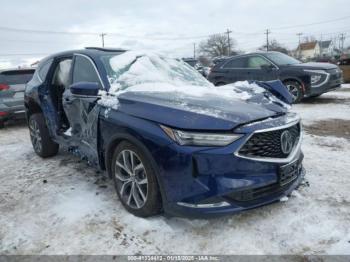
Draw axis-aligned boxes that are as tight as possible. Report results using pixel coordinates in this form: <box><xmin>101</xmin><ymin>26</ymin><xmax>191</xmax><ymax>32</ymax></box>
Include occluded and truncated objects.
<box><xmin>1</xmin><ymin>14</ymin><xmax>350</xmax><ymax>41</ymax></box>
<box><xmin>270</xmin><ymin>15</ymin><xmax>350</xmax><ymax>30</ymax></box>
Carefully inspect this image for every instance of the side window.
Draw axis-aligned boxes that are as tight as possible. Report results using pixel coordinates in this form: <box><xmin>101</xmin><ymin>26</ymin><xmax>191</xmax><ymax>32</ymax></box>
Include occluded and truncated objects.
<box><xmin>223</xmin><ymin>57</ymin><xmax>247</xmax><ymax>69</ymax></box>
<box><xmin>72</xmin><ymin>55</ymin><xmax>101</xmax><ymax>85</ymax></box>
<box><xmin>247</xmin><ymin>56</ymin><xmax>272</xmax><ymax>69</ymax></box>
<box><xmin>38</xmin><ymin>59</ymin><xmax>53</xmax><ymax>81</ymax></box>
<box><xmin>52</xmin><ymin>59</ymin><xmax>73</xmax><ymax>88</ymax></box>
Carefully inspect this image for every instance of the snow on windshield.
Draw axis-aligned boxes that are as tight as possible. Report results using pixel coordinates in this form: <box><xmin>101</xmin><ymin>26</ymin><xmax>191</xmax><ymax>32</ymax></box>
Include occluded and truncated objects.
<box><xmin>99</xmin><ymin>51</ymin><xmax>284</xmax><ymax>111</ymax></box>
<box><xmin>106</xmin><ymin>51</ymin><xmax>212</xmax><ymax>91</ymax></box>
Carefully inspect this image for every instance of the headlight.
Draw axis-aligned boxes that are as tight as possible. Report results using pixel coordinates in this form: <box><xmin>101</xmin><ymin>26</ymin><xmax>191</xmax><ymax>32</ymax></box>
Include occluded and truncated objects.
<box><xmin>160</xmin><ymin>125</ymin><xmax>242</xmax><ymax>146</ymax></box>
<box><xmin>311</xmin><ymin>74</ymin><xmax>322</xmax><ymax>84</ymax></box>
<box><xmin>304</xmin><ymin>69</ymin><xmax>329</xmax><ymax>86</ymax></box>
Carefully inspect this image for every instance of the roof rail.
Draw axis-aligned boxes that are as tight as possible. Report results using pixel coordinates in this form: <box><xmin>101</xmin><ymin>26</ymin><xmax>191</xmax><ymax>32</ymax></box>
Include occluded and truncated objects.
<box><xmin>85</xmin><ymin>47</ymin><xmax>127</xmax><ymax>52</ymax></box>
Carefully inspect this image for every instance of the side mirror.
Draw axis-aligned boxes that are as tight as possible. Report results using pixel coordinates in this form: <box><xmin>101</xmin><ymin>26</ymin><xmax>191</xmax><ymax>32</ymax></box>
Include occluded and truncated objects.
<box><xmin>69</xmin><ymin>82</ymin><xmax>100</xmax><ymax>96</ymax></box>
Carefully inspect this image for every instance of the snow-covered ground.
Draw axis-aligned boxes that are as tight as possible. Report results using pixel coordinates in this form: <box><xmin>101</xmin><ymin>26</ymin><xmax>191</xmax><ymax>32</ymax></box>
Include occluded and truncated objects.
<box><xmin>0</xmin><ymin>85</ymin><xmax>350</xmax><ymax>255</ymax></box>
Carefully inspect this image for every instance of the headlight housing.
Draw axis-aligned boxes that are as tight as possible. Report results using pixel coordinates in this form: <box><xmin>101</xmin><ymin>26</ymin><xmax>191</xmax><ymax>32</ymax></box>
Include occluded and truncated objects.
<box><xmin>304</xmin><ymin>69</ymin><xmax>329</xmax><ymax>87</ymax></box>
<box><xmin>310</xmin><ymin>74</ymin><xmax>322</xmax><ymax>84</ymax></box>
<box><xmin>160</xmin><ymin>125</ymin><xmax>242</xmax><ymax>146</ymax></box>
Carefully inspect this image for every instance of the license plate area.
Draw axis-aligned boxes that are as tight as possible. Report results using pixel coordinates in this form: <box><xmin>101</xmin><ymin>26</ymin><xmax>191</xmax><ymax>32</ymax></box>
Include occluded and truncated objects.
<box><xmin>278</xmin><ymin>159</ymin><xmax>301</xmax><ymax>186</ymax></box>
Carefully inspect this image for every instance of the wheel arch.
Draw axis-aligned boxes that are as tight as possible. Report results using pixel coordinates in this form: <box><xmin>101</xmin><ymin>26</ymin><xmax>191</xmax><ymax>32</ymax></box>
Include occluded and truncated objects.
<box><xmin>25</xmin><ymin>99</ymin><xmax>43</xmax><ymax>122</ymax></box>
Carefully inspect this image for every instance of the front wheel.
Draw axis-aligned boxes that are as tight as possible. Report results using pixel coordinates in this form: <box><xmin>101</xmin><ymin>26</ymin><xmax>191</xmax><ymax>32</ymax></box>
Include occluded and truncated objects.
<box><xmin>29</xmin><ymin>113</ymin><xmax>59</xmax><ymax>158</ymax></box>
<box><xmin>111</xmin><ymin>141</ymin><xmax>162</xmax><ymax>217</ymax></box>
<box><xmin>284</xmin><ymin>80</ymin><xmax>303</xmax><ymax>103</ymax></box>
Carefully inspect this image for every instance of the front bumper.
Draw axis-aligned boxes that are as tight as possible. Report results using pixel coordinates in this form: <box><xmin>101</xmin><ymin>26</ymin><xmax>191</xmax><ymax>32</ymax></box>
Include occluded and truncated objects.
<box><xmin>306</xmin><ymin>75</ymin><xmax>343</xmax><ymax>97</ymax></box>
<box><xmin>153</xmin><ymin>114</ymin><xmax>305</xmax><ymax>218</ymax></box>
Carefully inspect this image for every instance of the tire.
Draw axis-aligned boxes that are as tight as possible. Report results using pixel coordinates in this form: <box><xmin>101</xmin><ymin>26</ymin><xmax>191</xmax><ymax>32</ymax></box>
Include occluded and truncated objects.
<box><xmin>29</xmin><ymin>113</ymin><xmax>59</xmax><ymax>158</ymax></box>
<box><xmin>283</xmin><ymin>80</ymin><xmax>303</xmax><ymax>103</ymax></box>
<box><xmin>0</xmin><ymin>121</ymin><xmax>4</xmax><ymax>129</ymax></box>
<box><xmin>215</xmin><ymin>82</ymin><xmax>227</xmax><ymax>86</ymax></box>
<box><xmin>111</xmin><ymin>141</ymin><xmax>162</xmax><ymax>217</ymax></box>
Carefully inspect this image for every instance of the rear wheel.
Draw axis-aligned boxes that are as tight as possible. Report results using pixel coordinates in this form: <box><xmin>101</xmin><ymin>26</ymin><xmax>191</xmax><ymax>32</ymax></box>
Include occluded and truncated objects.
<box><xmin>29</xmin><ymin>113</ymin><xmax>59</xmax><ymax>158</ymax></box>
<box><xmin>215</xmin><ymin>82</ymin><xmax>227</xmax><ymax>86</ymax></box>
<box><xmin>284</xmin><ymin>80</ymin><xmax>303</xmax><ymax>103</ymax></box>
<box><xmin>111</xmin><ymin>141</ymin><xmax>162</xmax><ymax>217</ymax></box>
<box><xmin>0</xmin><ymin>121</ymin><xmax>4</xmax><ymax>129</ymax></box>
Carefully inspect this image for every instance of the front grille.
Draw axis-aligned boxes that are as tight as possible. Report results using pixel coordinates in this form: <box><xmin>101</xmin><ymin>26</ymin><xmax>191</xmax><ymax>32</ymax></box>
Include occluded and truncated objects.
<box><xmin>238</xmin><ymin>123</ymin><xmax>301</xmax><ymax>158</ymax></box>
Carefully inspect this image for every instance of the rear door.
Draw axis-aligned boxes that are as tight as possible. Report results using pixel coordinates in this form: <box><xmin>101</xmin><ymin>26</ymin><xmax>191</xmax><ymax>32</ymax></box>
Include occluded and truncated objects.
<box><xmin>220</xmin><ymin>56</ymin><xmax>249</xmax><ymax>83</ymax></box>
<box><xmin>0</xmin><ymin>70</ymin><xmax>34</xmax><ymax>110</ymax></box>
<box><xmin>246</xmin><ymin>55</ymin><xmax>278</xmax><ymax>81</ymax></box>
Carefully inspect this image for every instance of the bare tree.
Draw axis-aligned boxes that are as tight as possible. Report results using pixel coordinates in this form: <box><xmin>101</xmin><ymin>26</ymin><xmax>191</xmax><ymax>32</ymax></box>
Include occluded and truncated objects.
<box><xmin>258</xmin><ymin>39</ymin><xmax>289</xmax><ymax>54</ymax></box>
<box><xmin>199</xmin><ymin>34</ymin><xmax>236</xmax><ymax>58</ymax></box>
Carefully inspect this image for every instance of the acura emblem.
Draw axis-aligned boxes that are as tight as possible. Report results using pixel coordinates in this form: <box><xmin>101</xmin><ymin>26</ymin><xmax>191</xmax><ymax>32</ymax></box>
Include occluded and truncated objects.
<box><xmin>281</xmin><ymin>130</ymin><xmax>294</xmax><ymax>154</ymax></box>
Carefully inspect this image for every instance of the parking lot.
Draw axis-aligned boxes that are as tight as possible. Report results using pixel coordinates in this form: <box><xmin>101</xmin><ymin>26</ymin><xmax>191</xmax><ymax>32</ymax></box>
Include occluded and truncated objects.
<box><xmin>0</xmin><ymin>84</ymin><xmax>350</xmax><ymax>255</ymax></box>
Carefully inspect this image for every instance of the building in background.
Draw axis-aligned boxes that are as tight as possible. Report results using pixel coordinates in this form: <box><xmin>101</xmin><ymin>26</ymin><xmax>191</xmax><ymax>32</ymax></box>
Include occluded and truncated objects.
<box><xmin>296</xmin><ymin>40</ymin><xmax>339</xmax><ymax>61</ymax></box>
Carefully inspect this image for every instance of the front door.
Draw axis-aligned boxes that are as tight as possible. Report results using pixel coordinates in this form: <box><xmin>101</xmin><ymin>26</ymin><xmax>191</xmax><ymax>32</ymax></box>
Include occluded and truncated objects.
<box><xmin>246</xmin><ymin>55</ymin><xmax>278</xmax><ymax>81</ymax></box>
<box><xmin>62</xmin><ymin>54</ymin><xmax>103</xmax><ymax>166</ymax></box>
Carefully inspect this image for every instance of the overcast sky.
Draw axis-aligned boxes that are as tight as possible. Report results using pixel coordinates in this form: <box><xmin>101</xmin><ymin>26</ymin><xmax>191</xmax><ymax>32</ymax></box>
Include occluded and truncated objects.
<box><xmin>1</xmin><ymin>0</ymin><xmax>349</xmax><ymax>68</ymax></box>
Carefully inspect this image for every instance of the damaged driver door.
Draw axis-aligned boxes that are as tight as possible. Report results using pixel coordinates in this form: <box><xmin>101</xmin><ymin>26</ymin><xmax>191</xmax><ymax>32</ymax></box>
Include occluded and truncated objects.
<box><xmin>62</xmin><ymin>54</ymin><xmax>103</xmax><ymax>166</ymax></box>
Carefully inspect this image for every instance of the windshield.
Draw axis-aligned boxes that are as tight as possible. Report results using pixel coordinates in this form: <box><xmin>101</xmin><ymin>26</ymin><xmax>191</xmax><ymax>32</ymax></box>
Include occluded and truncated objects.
<box><xmin>264</xmin><ymin>52</ymin><xmax>301</xmax><ymax>66</ymax></box>
<box><xmin>101</xmin><ymin>51</ymin><xmax>212</xmax><ymax>91</ymax></box>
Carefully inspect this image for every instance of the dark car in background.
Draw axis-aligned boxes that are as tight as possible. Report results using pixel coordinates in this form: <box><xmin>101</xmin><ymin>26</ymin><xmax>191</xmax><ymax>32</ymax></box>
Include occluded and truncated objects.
<box><xmin>208</xmin><ymin>51</ymin><xmax>343</xmax><ymax>103</ymax></box>
<box><xmin>182</xmin><ymin>58</ymin><xmax>210</xmax><ymax>77</ymax></box>
<box><xmin>25</xmin><ymin>48</ymin><xmax>304</xmax><ymax>218</ymax></box>
<box><xmin>0</xmin><ymin>68</ymin><xmax>35</xmax><ymax>127</ymax></box>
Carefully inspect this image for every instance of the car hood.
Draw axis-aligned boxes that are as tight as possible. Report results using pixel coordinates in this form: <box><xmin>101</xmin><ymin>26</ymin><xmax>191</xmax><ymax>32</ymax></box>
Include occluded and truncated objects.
<box><xmin>287</xmin><ymin>62</ymin><xmax>338</xmax><ymax>70</ymax></box>
<box><xmin>114</xmin><ymin>90</ymin><xmax>288</xmax><ymax>131</ymax></box>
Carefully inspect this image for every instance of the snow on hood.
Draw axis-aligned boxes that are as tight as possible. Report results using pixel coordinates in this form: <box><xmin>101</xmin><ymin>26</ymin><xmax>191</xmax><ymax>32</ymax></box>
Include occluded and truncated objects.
<box><xmin>98</xmin><ymin>51</ymin><xmax>289</xmax><ymax>117</ymax></box>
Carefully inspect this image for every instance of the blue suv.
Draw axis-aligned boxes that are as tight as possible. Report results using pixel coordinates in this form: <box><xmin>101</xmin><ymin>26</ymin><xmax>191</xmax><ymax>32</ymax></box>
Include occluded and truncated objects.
<box><xmin>25</xmin><ymin>48</ymin><xmax>305</xmax><ymax>217</ymax></box>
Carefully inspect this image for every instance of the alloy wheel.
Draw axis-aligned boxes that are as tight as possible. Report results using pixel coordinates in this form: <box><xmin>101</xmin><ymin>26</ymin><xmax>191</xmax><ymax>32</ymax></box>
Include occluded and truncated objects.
<box><xmin>286</xmin><ymin>84</ymin><xmax>300</xmax><ymax>101</ymax></box>
<box><xmin>114</xmin><ymin>149</ymin><xmax>148</xmax><ymax>209</ymax></box>
<box><xmin>29</xmin><ymin>118</ymin><xmax>42</xmax><ymax>153</ymax></box>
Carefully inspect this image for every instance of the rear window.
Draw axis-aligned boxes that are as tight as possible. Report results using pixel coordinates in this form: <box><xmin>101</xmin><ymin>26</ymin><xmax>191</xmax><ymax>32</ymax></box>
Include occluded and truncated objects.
<box><xmin>0</xmin><ymin>70</ymin><xmax>35</xmax><ymax>85</ymax></box>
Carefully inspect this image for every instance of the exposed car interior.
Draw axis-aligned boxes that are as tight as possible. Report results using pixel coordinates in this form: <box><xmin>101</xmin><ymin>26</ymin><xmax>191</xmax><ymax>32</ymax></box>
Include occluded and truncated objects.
<box><xmin>49</xmin><ymin>58</ymin><xmax>72</xmax><ymax>132</ymax></box>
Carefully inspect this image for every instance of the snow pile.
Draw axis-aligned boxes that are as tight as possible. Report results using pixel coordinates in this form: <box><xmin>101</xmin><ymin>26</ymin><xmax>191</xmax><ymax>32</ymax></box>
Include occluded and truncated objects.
<box><xmin>98</xmin><ymin>51</ymin><xmax>273</xmax><ymax>110</ymax></box>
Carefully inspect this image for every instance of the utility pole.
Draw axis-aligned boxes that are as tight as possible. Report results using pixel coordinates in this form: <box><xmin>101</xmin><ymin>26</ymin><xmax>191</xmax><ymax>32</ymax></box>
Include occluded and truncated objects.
<box><xmin>193</xmin><ymin>43</ymin><xmax>196</xmax><ymax>59</ymax></box>
<box><xmin>265</xmin><ymin>29</ymin><xmax>270</xmax><ymax>51</ymax></box>
<box><xmin>100</xmin><ymin>33</ymin><xmax>107</xmax><ymax>47</ymax></box>
<box><xmin>297</xmin><ymin>33</ymin><xmax>303</xmax><ymax>58</ymax></box>
<box><xmin>339</xmin><ymin>33</ymin><xmax>346</xmax><ymax>52</ymax></box>
<box><xmin>226</xmin><ymin>29</ymin><xmax>232</xmax><ymax>56</ymax></box>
